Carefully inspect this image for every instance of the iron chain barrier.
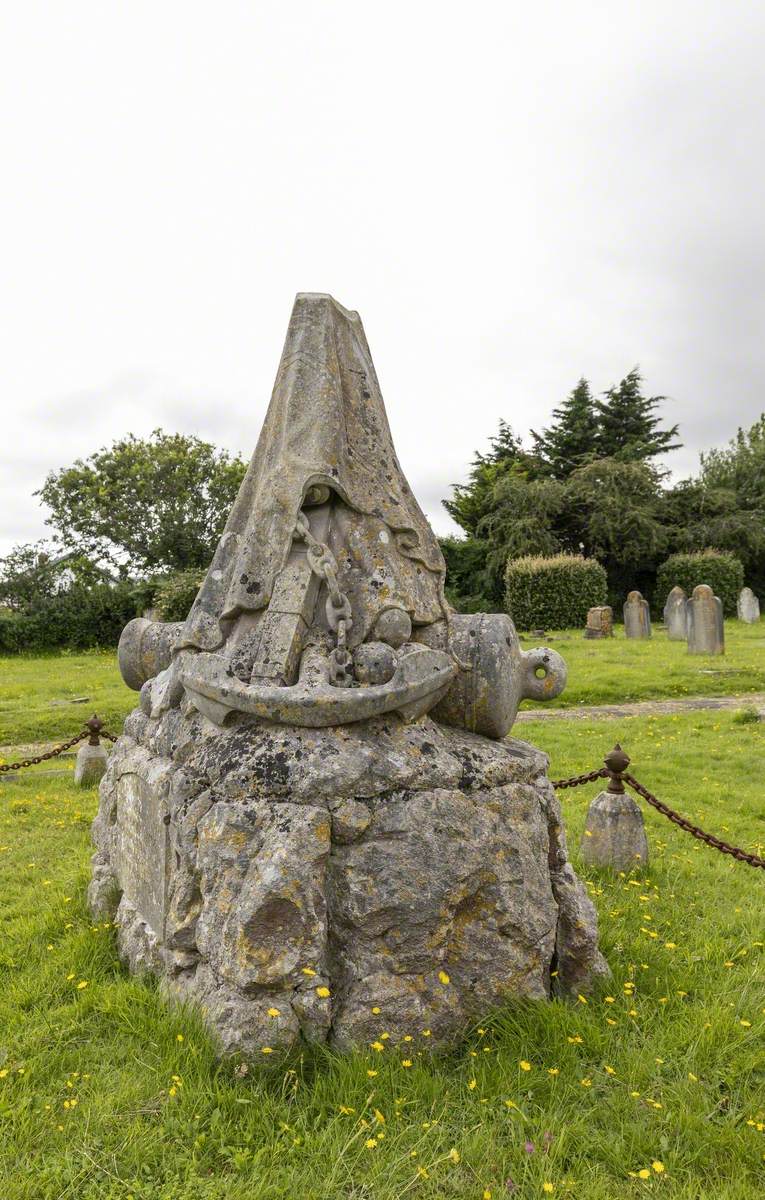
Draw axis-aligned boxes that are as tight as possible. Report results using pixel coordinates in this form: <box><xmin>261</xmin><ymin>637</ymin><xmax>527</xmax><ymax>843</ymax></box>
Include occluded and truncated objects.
<box><xmin>0</xmin><ymin>715</ymin><xmax>118</xmax><ymax>775</ymax></box>
<box><xmin>2</xmin><ymin>718</ymin><xmax>764</xmax><ymax>869</ymax></box>
<box><xmin>553</xmin><ymin>743</ymin><xmax>765</xmax><ymax>871</ymax></box>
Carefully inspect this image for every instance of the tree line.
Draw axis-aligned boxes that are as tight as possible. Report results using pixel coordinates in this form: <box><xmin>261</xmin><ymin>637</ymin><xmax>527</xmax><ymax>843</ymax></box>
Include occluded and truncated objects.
<box><xmin>1</xmin><ymin>376</ymin><xmax>765</xmax><ymax>632</ymax></box>
<box><xmin>442</xmin><ymin>370</ymin><xmax>765</xmax><ymax>609</ymax></box>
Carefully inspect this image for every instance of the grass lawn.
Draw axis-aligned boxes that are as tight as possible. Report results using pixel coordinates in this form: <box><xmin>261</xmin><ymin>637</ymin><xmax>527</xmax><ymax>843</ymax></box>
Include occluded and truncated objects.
<box><xmin>1</xmin><ymin>705</ymin><xmax>764</xmax><ymax>1198</ymax></box>
<box><xmin>523</xmin><ymin>619</ymin><xmax>765</xmax><ymax>710</ymax></box>
<box><xmin>0</xmin><ymin>650</ymin><xmax>133</xmax><ymax>748</ymax></box>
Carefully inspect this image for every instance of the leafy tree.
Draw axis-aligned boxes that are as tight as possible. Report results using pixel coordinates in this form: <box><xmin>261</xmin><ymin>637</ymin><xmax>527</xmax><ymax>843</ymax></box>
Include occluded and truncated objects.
<box><xmin>700</xmin><ymin>414</ymin><xmax>765</xmax><ymax>508</ymax></box>
<box><xmin>596</xmin><ymin>369</ymin><xmax>681</xmax><ymax>466</ymax></box>
<box><xmin>530</xmin><ymin>378</ymin><xmax>599</xmax><ymax>479</ymax></box>
<box><xmin>443</xmin><ymin>420</ymin><xmax>539</xmax><ymax>536</ymax></box>
<box><xmin>476</xmin><ymin>476</ymin><xmax>564</xmax><ymax>601</ymax></box>
<box><xmin>563</xmin><ymin>458</ymin><xmax>667</xmax><ymax>596</ymax></box>
<box><xmin>0</xmin><ymin>541</ymin><xmax>112</xmax><ymax>611</ymax></box>
<box><xmin>37</xmin><ymin>430</ymin><xmax>247</xmax><ymax>574</ymax></box>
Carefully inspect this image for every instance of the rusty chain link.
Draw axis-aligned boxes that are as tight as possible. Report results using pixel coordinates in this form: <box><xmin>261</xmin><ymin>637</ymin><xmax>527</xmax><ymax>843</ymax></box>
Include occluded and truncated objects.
<box><xmin>623</xmin><ymin>771</ymin><xmax>765</xmax><ymax>870</ymax></box>
<box><xmin>551</xmin><ymin>745</ymin><xmax>765</xmax><ymax>871</ymax></box>
<box><xmin>551</xmin><ymin>767</ymin><xmax>609</xmax><ymax>790</ymax></box>
<box><xmin>0</xmin><ymin>715</ymin><xmax>118</xmax><ymax>775</ymax></box>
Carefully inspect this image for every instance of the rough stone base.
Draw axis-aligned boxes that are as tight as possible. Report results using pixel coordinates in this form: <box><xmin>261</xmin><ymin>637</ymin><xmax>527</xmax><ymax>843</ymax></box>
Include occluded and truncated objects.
<box><xmin>88</xmin><ymin>705</ymin><xmax>608</xmax><ymax>1056</ymax></box>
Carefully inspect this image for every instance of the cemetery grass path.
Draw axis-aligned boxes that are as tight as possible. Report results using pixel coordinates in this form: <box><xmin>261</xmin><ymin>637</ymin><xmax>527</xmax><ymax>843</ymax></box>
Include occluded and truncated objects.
<box><xmin>1</xmin><ymin>708</ymin><xmax>764</xmax><ymax>1198</ymax></box>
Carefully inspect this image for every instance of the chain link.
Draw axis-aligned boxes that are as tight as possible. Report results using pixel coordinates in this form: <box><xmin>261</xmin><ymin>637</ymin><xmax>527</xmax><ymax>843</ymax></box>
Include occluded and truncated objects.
<box><xmin>551</xmin><ymin>767</ymin><xmax>609</xmax><ymax>790</ymax></box>
<box><xmin>623</xmin><ymin>771</ymin><xmax>765</xmax><ymax>870</ymax></box>
<box><xmin>0</xmin><ymin>729</ymin><xmax>90</xmax><ymax>773</ymax></box>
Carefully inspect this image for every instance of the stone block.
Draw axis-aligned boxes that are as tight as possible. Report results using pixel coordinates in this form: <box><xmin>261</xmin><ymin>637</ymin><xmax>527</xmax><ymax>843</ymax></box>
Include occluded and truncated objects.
<box><xmin>584</xmin><ymin>606</ymin><xmax>613</xmax><ymax>639</ymax></box>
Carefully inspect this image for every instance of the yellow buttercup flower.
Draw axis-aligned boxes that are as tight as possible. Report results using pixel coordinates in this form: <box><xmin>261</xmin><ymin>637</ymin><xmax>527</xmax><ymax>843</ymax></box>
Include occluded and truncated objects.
<box><xmin>316</xmin><ymin>986</ymin><xmax>331</xmax><ymax>998</ymax></box>
<box><xmin>438</xmin><ymin>970</ymin><xmax>450</xmax><ymax>985</ymax></box>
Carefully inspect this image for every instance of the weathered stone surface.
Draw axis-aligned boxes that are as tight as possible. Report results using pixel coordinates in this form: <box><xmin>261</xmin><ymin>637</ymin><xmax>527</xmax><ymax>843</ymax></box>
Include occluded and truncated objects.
<box><xmin>74</xmin><ymin>742</ymin><xmax>109</xmax><ymax>787</ymax></box>
<box><xmin>580</xmin><ymin>790</ymin><xmax>648</xmax><ymax>871</ymax></box>
<box><xmin>687</xmin><ymin>584</ymin><xmax>724</xmax><ymax>655</ymax></box>
<box><xmin>623</xmin><ymin>591</ymin><xmax>651</xmax><ymax>639</ymax></box>
<box><xmin>584</xmin><ymin>606</ymin><xmax>613</xmax><ymax>639</ymax></box>
<box><xmin>663</xmin><ymin>586</ymin><xmax>687</xmax><ymax>640</ymax></box>
<box><xmin>737</xmin><ymin>587</ymin><xmax>761</xmax><ymax>624</ymax></box>
<box><xmin>91</xmin><ymin>292</ymin><xmax>607</xmax><ymax>1058</ymax></box>
<box><xmin>90</xmin><ymin>709</ymin><xmax>608</xmax><ymax>1055</ymax></box>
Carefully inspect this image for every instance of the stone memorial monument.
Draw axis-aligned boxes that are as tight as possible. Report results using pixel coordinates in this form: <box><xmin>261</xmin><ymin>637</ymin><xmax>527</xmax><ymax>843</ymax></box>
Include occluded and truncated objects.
<box><xmin>580</xmin><ymin>746</ymin><xmax>648</xmax><ymax>872</ymax></box>
<box><xmin>88</xmin><ymin>294</ymin><xmax>607</xmax><ymax>1057</ymax></box>
<box><xmin>584</xmin><ymin>605</ymin><xmax>613</xmax><ymax>639</ymax></box>
<box><xmin>623</xmin><ymin>590</ymin><xmax>651</xmax><ymax>639</ymax></box>
<box><xmin>687</xmin><ymin>584</ymin><xmax>724</xmax><ymax>655</ymax></box>
<box><xmin>737</xmin><ymin>587</ymin><xmax>760</xmax><ymax>624</ymax></box>
<box><xmin>663</xmin><ymin>586</ymin><xmax>687</xmax><ymax>640</ymax></box>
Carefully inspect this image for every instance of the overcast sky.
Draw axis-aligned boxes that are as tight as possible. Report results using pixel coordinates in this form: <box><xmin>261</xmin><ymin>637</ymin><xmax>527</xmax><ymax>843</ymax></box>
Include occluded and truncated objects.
<box><xmin>1</xmin><ymin>1</ymin><xmax>764</xmax><ymax>559</ymax></box>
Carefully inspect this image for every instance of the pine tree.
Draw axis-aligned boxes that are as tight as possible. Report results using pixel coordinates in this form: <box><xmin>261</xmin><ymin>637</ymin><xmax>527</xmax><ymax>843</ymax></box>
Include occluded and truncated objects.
<box><xmin>595</xmin><ymin>368</ymin><xmax>681</xmax><ymax>466</ymax></box>
<box><xmin>443</xmin><ymin>420</ymin><xmax>531</xmax><ymax>535</ymax></box>
<box><xmin>530</xmin><ymin>378</ymin><xmax>599</xmax><ymax>479</ymax></box>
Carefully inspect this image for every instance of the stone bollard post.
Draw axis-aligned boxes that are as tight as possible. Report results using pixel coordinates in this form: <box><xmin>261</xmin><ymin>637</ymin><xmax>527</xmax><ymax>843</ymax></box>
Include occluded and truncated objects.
<box><xmin>74</xmin><ymin>715</ymin><xmax>109</xmax><ymax>787</ymax></box>
<box><xmin>580</xmin><ymin>745</ymin><xmax>648</xmax><ymax>871</ymax></box>
<box><xmin>623</xmin><ymin>591</ymin><xmax>651</xmax><ymax>638</ymax></box>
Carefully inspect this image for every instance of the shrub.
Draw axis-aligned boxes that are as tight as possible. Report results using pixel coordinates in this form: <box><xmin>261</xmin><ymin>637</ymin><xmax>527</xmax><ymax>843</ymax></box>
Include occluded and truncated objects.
<box><xmin>505</xmin><ymin>553</ymin><xmax>607</xmax><ymax>630</ymax></box>
<box><xmin>0</xmin><ymin>582</ymin><xmax>142</xmax><ymax>653</ymax></box>
<box><xmin>655</xmin><ymin>550</ymin><xmax>744</xmax><ymax>617</ymax></box>
<box><xmin>153</xmin><ymin>568</ymin><xmax>205</xmax><ymax>622</ymax></box>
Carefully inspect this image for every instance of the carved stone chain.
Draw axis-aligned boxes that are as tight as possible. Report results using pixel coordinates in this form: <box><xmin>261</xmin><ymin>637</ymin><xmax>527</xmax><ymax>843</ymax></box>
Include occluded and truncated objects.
<box><xmin>294</xmin><ymin>511</ymin><xmax>354</xmax><ymax>687</ymax></box>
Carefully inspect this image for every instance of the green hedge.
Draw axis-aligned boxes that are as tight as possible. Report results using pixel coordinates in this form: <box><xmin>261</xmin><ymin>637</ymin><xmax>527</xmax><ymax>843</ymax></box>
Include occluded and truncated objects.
<box><xmin>505</xmin><ymin>554</ymin><xmax>607</xmax><ymax>630</ymax></box>
<box><xmin>0</xmin><ymin>582</ymin><xmax>143</xmax><ymax>653</ymax></box>
<box><xmin>153</xmin><ymin>568</ymin><xmax>205</xmax><ymax>622</ymax></box>
<box><xmin>655</xmin><ymin>550</ymin><xmax>744</xmax><ymax>618</ymax></box>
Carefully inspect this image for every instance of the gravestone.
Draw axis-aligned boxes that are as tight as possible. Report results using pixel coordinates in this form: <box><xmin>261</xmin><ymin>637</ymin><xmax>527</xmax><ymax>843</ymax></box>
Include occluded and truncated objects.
<box><xmin>737</xmin><ymin>587</ymin><xmax>761</xmax><ymax>624</ymax></box>
<box><xmin>584</xmin><ymin>605</ymin><xmax>613</xmax><ymax>639</ymax></box>
<box><xmin>687</xmin><ymin>584</ymin><xmax>724</xmax><ymax>655</ymax></box>
<box><xmin>663</xmin><ymin>586</ymin><xmax>687</xmax><ymax>640</ymax></box>
<box><xmin>623</xmin><ymin>591</ymin><xmax>651</xmax><ymax>639</ymax></box>
<box><xmin>89</xmin><ymin>294</ymin><xmax>607</xmax><ymax>1057</ymax></box>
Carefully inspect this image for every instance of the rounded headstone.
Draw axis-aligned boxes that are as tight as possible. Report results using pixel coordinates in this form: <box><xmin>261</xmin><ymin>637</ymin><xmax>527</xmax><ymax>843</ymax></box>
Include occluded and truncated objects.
<box><xmin>687</xmin><ymin>583</ymin><xmax>724</xmax><ymax>655</ymax></box>
<box><xmin>623</xmin><ymin>591</ymin><xmax>651</xmax><ymax>639</ymax></box>
<box><xmin>663</xmin><ymin>586</ymin><xmax>687</xmax><ymax>640</ymax></box>
<box><xmin>737</xmin><ymin>587</ymin><xmax>761</xmax><ymax>624</ymax></box>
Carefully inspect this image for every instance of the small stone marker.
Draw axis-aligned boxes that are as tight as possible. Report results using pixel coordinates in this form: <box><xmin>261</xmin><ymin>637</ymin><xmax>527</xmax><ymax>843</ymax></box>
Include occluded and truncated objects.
<box><xmin>663</xmin><ymin>586</ymin><xmax>687</xmax><ymax>640</ymax></box>
<box><xmin>737</xmin><ymin>587</ymin><xmax>761</xmax><ymax>624</ymax></box>
<box><xmin>74</xmin><ymin>741</ymin><xmax>108</xmax><ymax>787</ymax></box>
<box><xmin>686</xmin><ymin>583</ymin><xmax>724</xmax><ymax>655</ymax></box>
<box><xmin>74</xmin><ymin>714</ymin><xmax>109</xmax><ymax>787</ymax></box>
<box><xmin>623</xmin><ymin>590</ymin><xmax>651</xmax><ymax>638</ymax></box>
<box><xmin>580</xmin><ymin>745</ymin><xmax>648</xmax><ymax>871</ymax></box>
<box><xmin>584</xmin><ymin>605</ymin><xmax>613</xmax><ymax>639</ymax></box>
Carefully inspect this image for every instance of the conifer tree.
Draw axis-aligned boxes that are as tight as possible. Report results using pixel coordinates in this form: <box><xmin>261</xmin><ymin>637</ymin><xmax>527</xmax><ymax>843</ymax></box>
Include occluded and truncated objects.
<box><xmin>595</xmin><ymin>368</ymin><xmax>681</xmax><ymax>466</ymax></box>
<box><xmin>530</xmin><ymin>378</ymin><xmax>599</xmax><ymax>479</ymax></box>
